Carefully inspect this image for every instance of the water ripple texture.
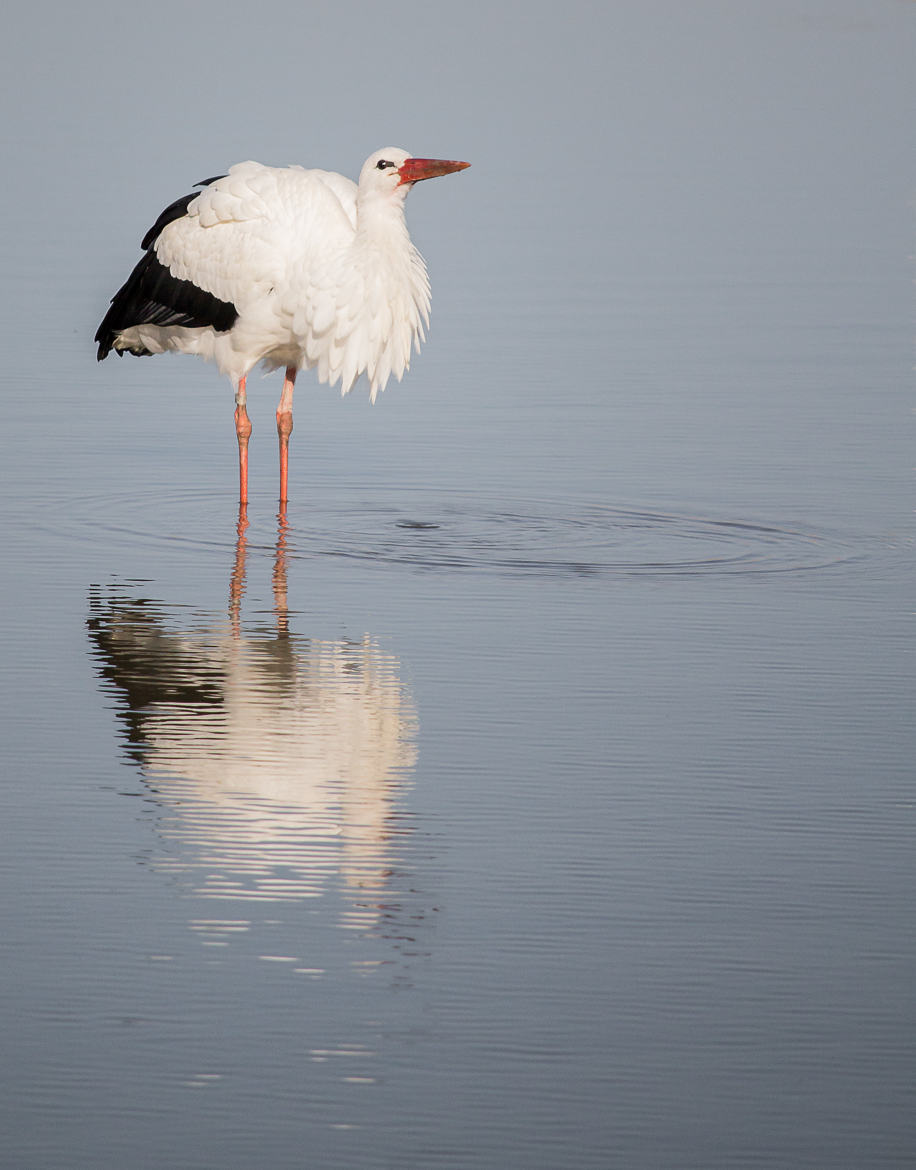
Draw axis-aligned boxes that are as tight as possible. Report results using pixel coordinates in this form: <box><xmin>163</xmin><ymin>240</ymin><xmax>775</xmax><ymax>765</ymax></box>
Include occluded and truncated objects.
<box><xmin>32</xmin><ymin>488</ymin><xmax>872</xmax><ymax>580</ymax></box>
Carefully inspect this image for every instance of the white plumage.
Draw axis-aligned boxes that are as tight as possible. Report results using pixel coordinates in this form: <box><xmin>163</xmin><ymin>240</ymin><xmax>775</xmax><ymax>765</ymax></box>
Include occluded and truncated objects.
<box><xmin>96</xmin><ymin>148</ymin><xmax>469</xmax><ymax>502</ymax></box>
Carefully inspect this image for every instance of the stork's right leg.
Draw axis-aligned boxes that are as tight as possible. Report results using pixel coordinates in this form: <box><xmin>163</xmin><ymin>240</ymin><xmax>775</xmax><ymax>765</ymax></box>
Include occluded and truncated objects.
<box><xmin>234</xmin><ymin>376</ymin><xmax>252</xmax><ymax>505</ymax></box>
<box><xmin>276</xmin><ymin>366</ymin><xmax>296</xmax><ymax>505</ymax></box>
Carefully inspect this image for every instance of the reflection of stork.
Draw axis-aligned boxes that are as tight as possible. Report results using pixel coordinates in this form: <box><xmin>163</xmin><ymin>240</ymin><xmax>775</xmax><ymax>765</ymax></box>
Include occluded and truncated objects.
<box><xmin>87</xmin><ymin>505</ymin><xmax>417</xmax><ymax>928</ymax></box>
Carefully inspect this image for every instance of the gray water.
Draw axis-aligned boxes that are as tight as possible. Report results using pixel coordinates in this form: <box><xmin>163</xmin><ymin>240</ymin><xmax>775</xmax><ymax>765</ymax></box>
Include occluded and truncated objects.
<box><xmin>2</xmin><ymin>2</ymin><xmax>914</xmax><ymax>1167</ymax></box>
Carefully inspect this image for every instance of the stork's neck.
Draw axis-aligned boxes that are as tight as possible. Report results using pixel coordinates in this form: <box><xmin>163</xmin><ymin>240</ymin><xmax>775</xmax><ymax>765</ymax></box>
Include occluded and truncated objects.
<box><xmin>355</xmin><ymin>191</ymin><xmax>413</xmax><ymax>254</ymax></box>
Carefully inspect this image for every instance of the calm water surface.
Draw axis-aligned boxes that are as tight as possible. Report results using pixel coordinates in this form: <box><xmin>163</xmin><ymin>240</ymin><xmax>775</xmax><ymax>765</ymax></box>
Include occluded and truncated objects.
<box><xmin>2</xmin><ymin>4</ymin><xmax>915</xmax><ymax>1167</ymax></box>
<box><xmin>2</xmin><ymin>442</ymin><xmax>912</xmax><ymax>1169</ymax></box>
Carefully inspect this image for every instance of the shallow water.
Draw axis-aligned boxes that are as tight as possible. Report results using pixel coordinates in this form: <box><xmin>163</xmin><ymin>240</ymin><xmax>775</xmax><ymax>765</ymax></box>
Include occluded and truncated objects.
<box><xmin>2</xmin><ymin>464</ymin><xmax>913</xmax><ymax>1167</ymax></box>
<box><xmin>2</xmin><ymin>3</ymin><xmax>915</xmax><ymax>1167</ymax></box>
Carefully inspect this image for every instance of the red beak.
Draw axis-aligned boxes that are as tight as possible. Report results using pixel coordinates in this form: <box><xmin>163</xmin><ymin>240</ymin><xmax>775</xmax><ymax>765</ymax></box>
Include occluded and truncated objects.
<box><xmin>398</xmin><ymin>157</ymin><xmax>471</xmax><ymax>186</ymax></box>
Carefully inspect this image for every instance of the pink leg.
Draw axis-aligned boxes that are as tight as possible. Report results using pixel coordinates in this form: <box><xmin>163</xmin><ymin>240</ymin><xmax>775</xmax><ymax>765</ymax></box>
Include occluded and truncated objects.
<box><xmin>234</xmin><ymin>376</ymin><xmax>252</xmax><ymax>505</ymax></box>
<box><xmin>276</xmin><ymin>366</ymin><xmax>296</xmax><ymax>504</ymax></box>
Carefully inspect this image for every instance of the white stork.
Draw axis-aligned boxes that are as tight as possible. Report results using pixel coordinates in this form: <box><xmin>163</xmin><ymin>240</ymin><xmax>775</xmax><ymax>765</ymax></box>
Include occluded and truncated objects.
<box><xmin>96</xmin><ymin>148</ymin><xmax>470</xmax><ymax>503</ymax></box>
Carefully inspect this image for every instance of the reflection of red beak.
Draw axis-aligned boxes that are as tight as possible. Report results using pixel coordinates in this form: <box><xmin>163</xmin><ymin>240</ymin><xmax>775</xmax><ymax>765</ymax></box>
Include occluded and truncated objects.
<box><xmin>397</xmin><ymin>157</ymin><xmax>471</xmax><ymax>186</ymax></box>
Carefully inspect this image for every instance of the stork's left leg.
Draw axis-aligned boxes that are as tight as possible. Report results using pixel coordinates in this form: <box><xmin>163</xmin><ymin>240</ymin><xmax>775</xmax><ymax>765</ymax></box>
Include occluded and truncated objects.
<box><xmin>234</xmin><ymin>376</ymin><xmax>252</xmax><ymax>506</ymax></box>
<box><xmin>277</xmin><ymin>366</ymin><xmax>296</xmax><ymax>503</ymax></box>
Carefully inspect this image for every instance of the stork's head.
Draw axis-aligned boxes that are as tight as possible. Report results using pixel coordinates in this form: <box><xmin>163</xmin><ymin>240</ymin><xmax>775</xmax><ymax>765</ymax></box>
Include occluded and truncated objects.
<box><xmin>359</xmin><ymin>148</ymin><xmax>470</xmax><ymax>202</ymax></box>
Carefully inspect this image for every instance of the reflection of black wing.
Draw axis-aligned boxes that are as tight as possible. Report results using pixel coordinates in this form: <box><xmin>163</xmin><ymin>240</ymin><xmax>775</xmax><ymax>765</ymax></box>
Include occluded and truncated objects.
<box><xmin>94</xmin><ymin>175</ymin><xmax>237</xmax><ymax>360</ymax></box>
<box><xmin>86</xmin><ymin>589</ymin><xmax>226</xmax><ymax>764</ymax></box>
<box><xmin>86</xmin><ymin>587</ymin><xmax>303</xmax><ymax>764</ymax></box>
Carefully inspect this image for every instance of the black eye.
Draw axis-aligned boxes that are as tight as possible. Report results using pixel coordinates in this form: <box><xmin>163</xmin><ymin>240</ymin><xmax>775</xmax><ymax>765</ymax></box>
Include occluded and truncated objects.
<box><xmin>376</xmin><ymin>159</ymin><xmax>394</xmax><ymax>170</ymax></box>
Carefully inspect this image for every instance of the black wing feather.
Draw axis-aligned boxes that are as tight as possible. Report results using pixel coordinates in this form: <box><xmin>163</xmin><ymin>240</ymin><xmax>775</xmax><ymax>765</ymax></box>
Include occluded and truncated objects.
<box><xmin>95</xmin><ymin>175</ymin><xmax>237</xmax><ymax>361</ymax></box>
<box><xmin>139</xmin><ymin>175</ymin><xmax>227</xmax><ymax>250</ymax></box>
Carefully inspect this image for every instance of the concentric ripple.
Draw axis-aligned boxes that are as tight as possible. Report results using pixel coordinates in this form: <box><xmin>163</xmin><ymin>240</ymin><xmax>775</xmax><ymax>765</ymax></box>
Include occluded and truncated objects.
<box><xmin>31</xmin><ymin>487</ymin><xmax>869</xmax><ymax>579</ymax></box>
<box><xmin>285</xmin><ymin>495</ymin><xmax>863</xmax><ymax>578</ymax></box>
